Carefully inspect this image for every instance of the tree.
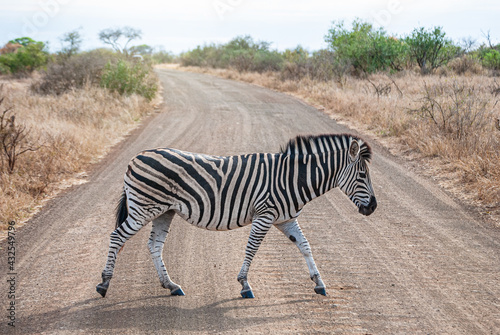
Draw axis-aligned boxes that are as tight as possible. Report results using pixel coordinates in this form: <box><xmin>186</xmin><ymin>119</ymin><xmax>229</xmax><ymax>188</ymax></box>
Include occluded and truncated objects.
<box><xmin>98</xmin><ymin>27</ymin><xmax>142</xmax><ymax>55</ymax></box>
<box><xmin>324</xmin><ymin>19</ymin><xmax>406</xmax><ymax>74</ymax></box>
<box><xmin>8</xmin><ymin>37</ymin><xmax>36</xmax><ymax>47</ymax></box>
<box><xmin>59</xmin><ymin>28</ymin><xmax>82</xmax><ymax>59</ymax></box>
<box><xmin>130</xmin><ymin>44</ymin><xmax>153</xmax><ymax>56</ymax></box>
<box><xmin>0</xmin><ymin>38</ymin><xmax>49</xmax><ymax>75</ymax></box>
<box><xmin>404</xmin><ymin>26</ymin><xmax>457</xmax><ymax>74</ymax></box>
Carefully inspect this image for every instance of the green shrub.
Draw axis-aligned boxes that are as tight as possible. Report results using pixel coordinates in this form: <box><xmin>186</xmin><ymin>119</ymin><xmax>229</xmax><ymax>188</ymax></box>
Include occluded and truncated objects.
<box><xmin>404</xmin><ymin>27</ymin><xmax>458</xmax><ymax>74</ymax></box>
<box><xmin>251</xmin><ymin>50</ymin><xmax>283</xmax><ymax>72</ymax></box>
<box><xmin>100</xmin><ymin>59</ymin><xmax>157</xmax><ymax>101</ymax></box>
<box><xmin>150</xmin><ymin>50</ymin><xmax>175</xmax><ymax>64</ymax></box>
<box><xmin>32</xmin><ymin>49</ymin><xmax>116</xmax><ymax>95</ymax></box>
<box><xmin>0</xmin><ymin>62</ymin><xmax>10</xmax><ymax>75</ymax></box>
<box><xmin>0</xmin><ymin>38</ymin><xmax>49</xmax><ymax>76</ymax></box>
<box><xmin>227</xmin><ymin>49</ymin><xmax>254</xmax><ymax>72</ymax></box>
<box><xmin>483</xmin><ymin>50</ymin><xmax>500</xmax><ymax>70</ymax></box>
<box><xmin>180</xmin><ymin>36</ymin><xmax>283</xmax><ymax>73</ymax></box>
<box><xmin>283</xmin><ymin>46</ymin><xmax>309</xmax><ymax>64</ymax></box>
<box><xmin>180</xmin><ymin>44</ymin><xmax>219</xmax><ymax>67</ymax></box>
<box><xmin>324</xmin><ymin>19</ymin><xmax>405</xmax><ymax>74</ymax></box>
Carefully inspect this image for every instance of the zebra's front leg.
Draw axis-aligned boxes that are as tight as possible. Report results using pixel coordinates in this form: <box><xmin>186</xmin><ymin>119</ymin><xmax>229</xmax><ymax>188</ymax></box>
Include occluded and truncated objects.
<box><xmin>275</xmin><ymin>219</ymin><xmax>326</xmax><ymax>296</ymax></box>
<box><xmin>148</xmin><ymin>211</ymin><xmax>184</xmax><ymax>296</ymax></box>
<box><xmin>237</xmin><ymin>218</ymin><xmax>272</xmax><ymax>298</ymax></box>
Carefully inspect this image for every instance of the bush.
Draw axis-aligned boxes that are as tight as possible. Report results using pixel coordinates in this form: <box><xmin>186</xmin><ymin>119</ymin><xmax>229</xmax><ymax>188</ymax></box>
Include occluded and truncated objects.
<box><xmin>483</xmin><ymin>50</ymin><xmax>500</xmax><ymax>70</ymax></box>
<box><xmin>223</xmin><ymin>36</ymin><xmax>282</xmax><ymax>73</ymax></box>
<box><xmin>228</xmin><ymin>50</ymin><xmax>254</xmax><ymax>72</ymax></box>
<box><xmin>180</xmin><ymin>44</ymin><xmax>220</xmax><ymax>67</ymax></box>
<box><xmin>251</xmin><ymin>50</ymin><xmax>283</xmax><ymax>72</ymax></box>
<box><xmin>31</xmin><ymin>49</ymin><xmax>116</xmax><ymax>95</ymax></box>
<box><xmin>404</xmin><ymin>27</ymin><xmax>458</xmax><ymax>74</ymax></box>
<box><xmin>0</xmin><ymin>62</ymin><xmax>9</xmax><ymax>75</ymax></box>
<box><xmin>308</xmin><ymin>49</ymin><xmax>351</xmax><ymax>83</ymax></box>
<box><xmin>100</xmin><ymin>59</ymin><xmax>157</xmax><ymax>101</ymax></box>
<box><xmin>150</xmin><ymin>50</ymin><xmax>175</xmax><ymax>64</ymax></box>
<box><xmin>411</xmin><ymin>80</ymin><xmax>495</xmax><ymax>144</ymax></box>
<box><xmin>0</xmin><ymin>38</ymin><xmax>49</xmax><ymax>76</ymax></box>
<box><xmin>447</xmin><ymin>55</ymin><xmax>483</xmax><ymax>75</ymax></box>
<box><xmin>280</xmin><ymin>46</ymin><xmax>309</xmax><ymax>80</ymax></box>
<box><xmin>324</xmin><ymin>19</ymin><xmax>406</xmax><ymax>74</ymax></box>
<box><xmin>180</xmin><ymin>36</ymin><xmax>283</xmax><ymax>73</ymax></box>
<box><xmin>32</xmin><ymin>49</ymin><xmax>157</xmax><ymax>101</ymax></box>
<box><xmin>280</xmin><ymin>62</ymin><xmax>308</xmax><ymax>81</ymax></box>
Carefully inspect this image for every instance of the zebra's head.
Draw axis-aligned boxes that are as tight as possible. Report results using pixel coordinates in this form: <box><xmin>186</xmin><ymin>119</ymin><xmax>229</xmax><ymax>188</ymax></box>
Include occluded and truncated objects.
<box><xmin>337</xmin><ymin>137</ymin><xmax>377</xmax><ymax>216</ymax></box>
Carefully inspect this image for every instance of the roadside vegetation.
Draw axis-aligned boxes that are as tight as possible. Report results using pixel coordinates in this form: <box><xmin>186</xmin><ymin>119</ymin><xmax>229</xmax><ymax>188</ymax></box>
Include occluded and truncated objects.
<box><xmin>1</xmin><ymin>21</ymin><xmax>499</xmax><ymax>228</ymax></box>
<box><xmin>0</xmin><ymin>27</ymin><xmax>164</xmax><ymax>228</ymax></box>
<box><xmin>177</xmin><ymin>20</ymin><xmax>500</xmax><ymax>219</ymax></box>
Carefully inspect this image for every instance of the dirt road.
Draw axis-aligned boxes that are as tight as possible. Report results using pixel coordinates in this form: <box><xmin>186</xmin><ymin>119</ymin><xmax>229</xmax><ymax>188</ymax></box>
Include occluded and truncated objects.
<box><xmin>1</xmin><ymin>69</ymin><xmax>499</xmax><ymax>334</ymax></box>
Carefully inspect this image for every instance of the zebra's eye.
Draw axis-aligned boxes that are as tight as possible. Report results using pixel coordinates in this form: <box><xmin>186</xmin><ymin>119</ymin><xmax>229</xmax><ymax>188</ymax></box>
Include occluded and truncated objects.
<box><xmin>359</xmin><ymin>172</ymin><xmax>366</xmax><ymax>179</ymax></box>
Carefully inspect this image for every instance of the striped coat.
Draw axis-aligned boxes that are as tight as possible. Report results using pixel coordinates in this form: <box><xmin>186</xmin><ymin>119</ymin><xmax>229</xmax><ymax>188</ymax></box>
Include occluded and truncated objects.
<box><xmin>97</xmin><ymin>134</ymin><xmax>377</xmax><ymax>299</ymax></box>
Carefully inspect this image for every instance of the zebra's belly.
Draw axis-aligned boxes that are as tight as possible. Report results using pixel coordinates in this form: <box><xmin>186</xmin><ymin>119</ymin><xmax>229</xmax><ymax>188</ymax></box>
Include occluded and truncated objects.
<box><xmin>172</xmin><ymin>203</ymin><xmax>300</xmax><ymax>231</ymax></box>
<box><xmin>172</xmin><ymin>205</ymin><xmax>254</xmax><ymax>231</ymax></box>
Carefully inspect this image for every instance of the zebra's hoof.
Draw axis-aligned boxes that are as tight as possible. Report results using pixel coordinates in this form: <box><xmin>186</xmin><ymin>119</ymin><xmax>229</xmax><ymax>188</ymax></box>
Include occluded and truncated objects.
<box><xmin>314</xmin><ymin>286</ymin><xmax>327</xmax><ymax>296</ymax></box>
<box><xmin>96</xmin><ymin>282</ymin><xmax>109</xmax><ymax>298</ymax></box>
<box><xmin>241</xmin><ymin>290</ymin><xmax>255</xmax><ymax>298</ymax></box>
<box><xmin>170</xmin><ymin>287</ymin><xmax>185</xmax><ymax>296</ymax></box>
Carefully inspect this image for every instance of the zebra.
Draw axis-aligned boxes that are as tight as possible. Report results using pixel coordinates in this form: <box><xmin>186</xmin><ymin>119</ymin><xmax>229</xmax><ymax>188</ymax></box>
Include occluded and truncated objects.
<box><xmin>96</xmin><ymin>133</ymin><xmax>377</xmax><ymax>298</ymax></box>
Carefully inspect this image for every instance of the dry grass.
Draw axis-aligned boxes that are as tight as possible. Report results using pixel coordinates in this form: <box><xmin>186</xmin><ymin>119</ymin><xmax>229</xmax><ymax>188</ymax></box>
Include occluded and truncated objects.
<box><xmin>180</xmin><ymin>66</ymin><xmax>500</xmax><ymax>222</ymax></box>
<box><xmin>0</xmin><ymin>77</ymin><xmax>156</xmax><ymax>228</ymax></box>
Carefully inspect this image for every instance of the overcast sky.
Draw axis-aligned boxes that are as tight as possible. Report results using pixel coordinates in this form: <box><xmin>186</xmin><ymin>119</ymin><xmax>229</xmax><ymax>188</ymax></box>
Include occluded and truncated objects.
<box><xmin>1</xmin><ymin>0</ymin><xmax>499</xmax><ymax>54</ymax></box>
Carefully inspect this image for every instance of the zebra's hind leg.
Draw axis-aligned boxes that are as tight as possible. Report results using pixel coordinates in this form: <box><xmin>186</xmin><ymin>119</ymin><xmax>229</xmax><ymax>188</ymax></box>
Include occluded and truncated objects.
<box><xmin>96</xmin><ymin>216</ymin><xmax>147</xmax><ymax>297</ymax></box>
<box><xmin>237</xmin><ymin>217</ymin><xmax>273</xmax><ymax>298</ymax></box>
<box><xmin>274</xmin><ymin>219</ymin><xmax>326</xmax><ymax>296</ymax></box>
<box><xmin>148</xmin><ymin>211</ymin><xmax>184</xmax><ymax>296</ymax></box>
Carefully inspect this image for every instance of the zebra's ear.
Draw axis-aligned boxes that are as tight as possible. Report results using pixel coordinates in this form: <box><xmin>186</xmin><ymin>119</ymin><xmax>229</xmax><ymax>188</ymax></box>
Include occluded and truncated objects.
<box><xmin>348</xmin><ymin>139</ymin><xmax>360</xmax><ymax>160</ymax></box>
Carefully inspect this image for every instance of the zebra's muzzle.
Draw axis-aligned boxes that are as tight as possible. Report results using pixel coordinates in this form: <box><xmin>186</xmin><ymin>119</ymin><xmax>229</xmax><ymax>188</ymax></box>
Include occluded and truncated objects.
<box><xmin>359</xmin><ymin>196</ymin><xmax>377</xmax><ymax>216</ymax></box>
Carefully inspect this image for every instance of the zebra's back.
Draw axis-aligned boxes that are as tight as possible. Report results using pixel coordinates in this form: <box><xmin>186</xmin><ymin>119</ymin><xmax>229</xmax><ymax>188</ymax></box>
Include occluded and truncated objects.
<box><xmin>124</xmin><ymin>147</ymin><xmax>279</xmax><ymax>230</ymax></box>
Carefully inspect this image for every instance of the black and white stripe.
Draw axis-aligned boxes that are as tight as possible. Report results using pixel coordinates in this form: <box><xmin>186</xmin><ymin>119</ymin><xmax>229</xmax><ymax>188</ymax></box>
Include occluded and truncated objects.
<box><xmin>96</xmin><ymin>133</ymin><xmax>377</xmax><ymax>298</ymax></box>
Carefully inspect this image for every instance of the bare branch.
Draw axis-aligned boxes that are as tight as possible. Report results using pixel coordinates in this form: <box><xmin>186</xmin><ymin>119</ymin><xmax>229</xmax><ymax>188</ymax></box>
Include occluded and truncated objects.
<box><xmin>0</xmin><ymin>93</ymin><xmax>40</xmax><ymax>174</ymax></box>
<box><xmin>481</xmin><ymin>30</ymin><xmax>494</xmax><ymax>49</ymax></box>
<box><xmin>365</xmin><ymin>76</ymin><xmax>391</xmax><ymax>99</ymax></box>
<box><xmin>386</xmin><ymin>74</ymin><xmax>404</xmax><ymax>98</ymax></box>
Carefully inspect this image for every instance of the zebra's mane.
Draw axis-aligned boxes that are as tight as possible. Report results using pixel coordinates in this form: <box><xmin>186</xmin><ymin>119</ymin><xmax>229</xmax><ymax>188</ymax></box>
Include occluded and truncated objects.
<box><xmin>280</xmin><ymin>134</ymin><xmax>372</xmax><ymax>162</ymax></box>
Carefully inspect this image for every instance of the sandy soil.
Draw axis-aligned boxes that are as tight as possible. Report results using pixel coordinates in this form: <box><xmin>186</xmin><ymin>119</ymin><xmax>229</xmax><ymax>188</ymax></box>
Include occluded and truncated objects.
<box><xmin>1</xmin><ymin>69</ymin><xmax>499</xmax><ymax>334</ymax></box>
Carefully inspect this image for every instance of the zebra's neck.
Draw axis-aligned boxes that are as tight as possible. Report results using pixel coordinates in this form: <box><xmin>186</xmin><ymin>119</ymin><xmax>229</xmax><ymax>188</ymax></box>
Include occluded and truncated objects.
<box><xmin>289</xmin><ymin>150</ymin><xmax>340</xmax><ymax>207</ymax></box>
<box><xmin>279</xmin><ymin>133</ymin><xmax>371</xmax><ymax>209</ymax></box>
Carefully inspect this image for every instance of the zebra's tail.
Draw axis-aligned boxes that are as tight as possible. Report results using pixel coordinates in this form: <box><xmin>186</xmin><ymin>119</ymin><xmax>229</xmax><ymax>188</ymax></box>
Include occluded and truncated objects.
<box><xmin>115</xmin><ymin>189</ymin><xmax>128</xmax><ymax>254</ymax></box>
<box><xmin>115</xmin><ymin>189</ymin><xmax>128</xmax><ymax>229</ymax></box>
